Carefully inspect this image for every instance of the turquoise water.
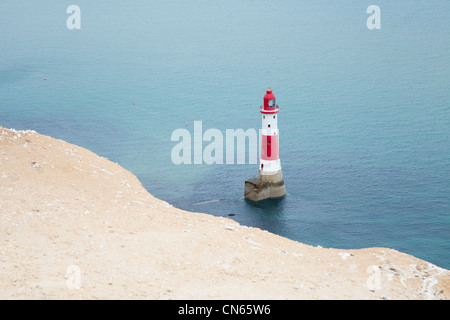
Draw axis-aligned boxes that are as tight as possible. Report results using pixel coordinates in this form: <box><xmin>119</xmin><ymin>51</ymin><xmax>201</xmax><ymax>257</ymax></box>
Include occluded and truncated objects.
<box><xmin>1</xmin><ymin>1</ymin><xmax>449</xmax><ymax>268</ymax></box>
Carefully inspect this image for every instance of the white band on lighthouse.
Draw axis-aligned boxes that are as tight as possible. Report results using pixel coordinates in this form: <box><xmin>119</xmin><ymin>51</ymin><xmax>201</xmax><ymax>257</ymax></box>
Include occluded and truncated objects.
<box><xmin>260</xmin><ymin>158</ymin><xmax>281</xmax><ymax>173</ymax></box>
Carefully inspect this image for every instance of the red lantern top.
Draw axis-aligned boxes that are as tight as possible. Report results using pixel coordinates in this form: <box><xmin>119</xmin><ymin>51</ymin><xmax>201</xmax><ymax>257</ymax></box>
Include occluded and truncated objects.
<box><xmin>261</xmin><ymin>89</ymin><xmax>279</xmax><ymax>114</ymax></box>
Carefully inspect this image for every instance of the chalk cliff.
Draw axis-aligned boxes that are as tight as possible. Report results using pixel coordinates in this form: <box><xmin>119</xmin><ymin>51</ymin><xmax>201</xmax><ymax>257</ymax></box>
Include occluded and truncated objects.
<box><xmin>0</xmin><ymin>127</ymin><xmax>448</xmax><ymax>299</ymax></box>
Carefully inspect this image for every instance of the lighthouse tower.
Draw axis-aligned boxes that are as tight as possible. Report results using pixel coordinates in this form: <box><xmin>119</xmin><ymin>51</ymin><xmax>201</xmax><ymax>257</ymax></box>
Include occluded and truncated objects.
<box><xmin>244</xmin><ymin>89</ymin><xmax>286</xmax><ymax>201</ymax></box>
<box><xmin>260</xmin><ymin>89</ymin><xmax>281</xmax><ymax>177</ymax></box>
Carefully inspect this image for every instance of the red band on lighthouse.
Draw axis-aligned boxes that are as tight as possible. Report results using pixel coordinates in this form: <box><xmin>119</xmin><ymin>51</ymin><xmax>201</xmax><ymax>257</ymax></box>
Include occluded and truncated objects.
<box><xmin>261</xmin><ymin>134</ymin><xmax>279</xmax><ymax>161</ymax></box>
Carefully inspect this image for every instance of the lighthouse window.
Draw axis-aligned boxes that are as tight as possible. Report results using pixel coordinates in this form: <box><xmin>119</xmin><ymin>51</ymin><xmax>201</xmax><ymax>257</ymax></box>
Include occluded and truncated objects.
<box><xmin>263</xmin><ymin>116</ymin><xmax>265</xmax><ymax>119</ymax></box>
<box><xmin>268</xmin><ymin>99</ymin><xmax>276</xmax><ymax>107</ymax></box>
<box><xmin>273</xmin><ymin>116</ymin><xmax>276</xmax><ymax>119</ymax></box>
<box><xmin>268</xmin><ymin>124</ymin><xmax>271</xmax><ymax>128</ymax></box>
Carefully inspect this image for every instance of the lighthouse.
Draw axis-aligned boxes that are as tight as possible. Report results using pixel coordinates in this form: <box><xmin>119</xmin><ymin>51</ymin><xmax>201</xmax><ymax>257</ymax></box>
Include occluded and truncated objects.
<box><xmin>244</xmin><ymin>89</ymin><xmax>286</xmax><ymax>201</ymax></box>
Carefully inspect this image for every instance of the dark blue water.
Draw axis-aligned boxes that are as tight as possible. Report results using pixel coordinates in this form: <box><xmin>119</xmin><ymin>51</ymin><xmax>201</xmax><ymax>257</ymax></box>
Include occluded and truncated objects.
<box><xmin>1</xmin><ymin>1</ymin><xmax>449</xmax><ymax>268</ymax></box>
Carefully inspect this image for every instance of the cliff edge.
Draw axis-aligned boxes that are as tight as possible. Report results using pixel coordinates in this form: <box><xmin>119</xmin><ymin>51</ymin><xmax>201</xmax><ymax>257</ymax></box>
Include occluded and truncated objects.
<box><xmin>0</xmin><ymin>127</ymin><xmax>448</xmax><ymax>299</ymax></box>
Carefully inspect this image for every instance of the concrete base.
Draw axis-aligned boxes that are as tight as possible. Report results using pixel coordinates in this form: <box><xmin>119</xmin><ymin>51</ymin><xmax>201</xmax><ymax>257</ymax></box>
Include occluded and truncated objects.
<box><xmin>244</xmin><ymin>170</ymin><xmax>286</xmax><ymax>202</ymax></box>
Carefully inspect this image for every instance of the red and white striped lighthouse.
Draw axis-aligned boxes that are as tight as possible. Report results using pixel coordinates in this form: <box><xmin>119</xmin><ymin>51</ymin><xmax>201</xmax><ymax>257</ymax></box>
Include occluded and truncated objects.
<box><xmin>244</xmin><ymin>88</ymin><xmax>286</xmax><ymax>201</ymax></box>
<box><xmin>260</xmin><ymin>89</ymin><xmax>281</xmax><ymax>176</ymax></box>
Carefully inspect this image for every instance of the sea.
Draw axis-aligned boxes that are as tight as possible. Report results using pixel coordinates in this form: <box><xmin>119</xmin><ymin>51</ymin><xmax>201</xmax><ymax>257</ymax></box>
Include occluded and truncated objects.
<box><xmin>1</xmin><ymin>1</ymin><xmax>449</xmax><ymax>269</ymax></box>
